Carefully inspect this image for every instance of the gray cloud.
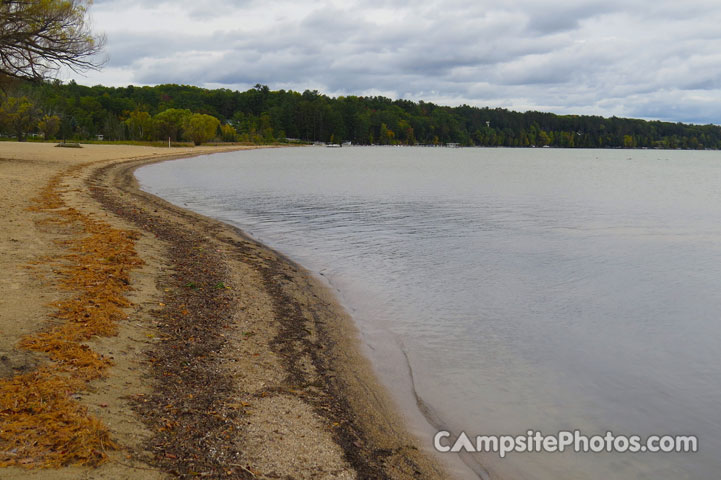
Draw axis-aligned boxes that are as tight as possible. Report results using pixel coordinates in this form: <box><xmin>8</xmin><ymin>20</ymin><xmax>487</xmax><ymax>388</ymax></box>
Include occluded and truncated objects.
<box><xmin>66</xmin><ymin>0</ymin><xmax>721</xmax><ymax>124</ymax></box>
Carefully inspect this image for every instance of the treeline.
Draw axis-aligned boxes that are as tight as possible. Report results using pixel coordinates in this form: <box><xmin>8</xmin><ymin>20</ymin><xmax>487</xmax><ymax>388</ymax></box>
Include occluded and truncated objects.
<box><xmin>1</xmin><ymin>80</ymin><xmax>721</xmax><ymax>149</ymax></box>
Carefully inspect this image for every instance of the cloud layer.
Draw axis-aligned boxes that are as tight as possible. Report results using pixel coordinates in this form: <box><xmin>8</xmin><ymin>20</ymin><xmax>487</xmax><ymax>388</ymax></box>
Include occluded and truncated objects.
<box><xmin>69</xmin><ymin>0</ymin><xmax>721</xmax><ymax>124</ymax></box>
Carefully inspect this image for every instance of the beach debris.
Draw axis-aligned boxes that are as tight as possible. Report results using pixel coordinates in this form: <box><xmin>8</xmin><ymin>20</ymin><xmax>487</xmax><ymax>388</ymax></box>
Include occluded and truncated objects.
<box><xmin>87</xmin><ymin>166</ymin><xmax>254</xmax><ymax>478</ymax></box>
<box><xmin>0</xmin><ymin>168</ymin><xmax>142</xmax><ymax>468</ymax></box>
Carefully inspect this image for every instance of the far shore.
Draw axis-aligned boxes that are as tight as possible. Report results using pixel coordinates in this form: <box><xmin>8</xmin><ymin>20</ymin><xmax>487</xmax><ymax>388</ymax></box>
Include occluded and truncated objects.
<box><xmin>0</xmin><ymin>142</ymin><xmax>451</xmax><ymax>479</ymax></box>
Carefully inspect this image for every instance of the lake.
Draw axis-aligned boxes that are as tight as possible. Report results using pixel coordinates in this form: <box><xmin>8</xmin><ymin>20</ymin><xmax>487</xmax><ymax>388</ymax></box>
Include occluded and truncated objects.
<box><xmin>137</xmin><ymin>147</ymin><xmax>721</xmax><ymax>480</ymax></box>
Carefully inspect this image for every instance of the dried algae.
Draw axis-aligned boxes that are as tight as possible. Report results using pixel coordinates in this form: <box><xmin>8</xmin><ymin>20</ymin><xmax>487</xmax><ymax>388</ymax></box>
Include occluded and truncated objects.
<box><xmin>0</xmin><ymin>166</ymin><xmax>142</xmax><ymax>468</ymax></box>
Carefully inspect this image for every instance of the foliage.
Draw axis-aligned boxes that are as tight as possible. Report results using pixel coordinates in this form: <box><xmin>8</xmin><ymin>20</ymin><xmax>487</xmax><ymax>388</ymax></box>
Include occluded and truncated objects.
<box><xmin>0</xmin><ymin>0</ymin><xmax>104</xmax><ymax>81</ymax></box>
<box><xmin>0</xmin><ymin>95</ymin><xmax>41</xmax><ymax>140</ymax></box>
<box><xmin>184</xmin><ymin>113</ymin><xmax>219</xmax><ymax>145</ymax></box>
<box><xmin>153</xmin><ymin>107</ymin><xmax>191</xmax><ymax>141</ymax></box>
<box><xmin>219</xmin><ymin>122</ymin><xmax>237</xmax><ymax>142</ymax></box>
<box><xmin>124</xmin><ymin>109</ymin><xmax>152</xmax><ymax>140</ymax></box>
<box><xmin>37</xmin><ymin>113</ymin><xmax>60</xmax><ymax>139</ymax></box>
<box><xmin>1</xmin><ymin>79</ymin><xmax>721</xmax><ymax>149</ymax></box>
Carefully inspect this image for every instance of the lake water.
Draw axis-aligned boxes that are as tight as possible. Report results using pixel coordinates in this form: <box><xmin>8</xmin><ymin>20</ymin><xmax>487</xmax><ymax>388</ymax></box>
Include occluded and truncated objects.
<box><xmin>136</xmin><ymin>147</ymin><xmax>721</xmax><ymax>480</ymax></box>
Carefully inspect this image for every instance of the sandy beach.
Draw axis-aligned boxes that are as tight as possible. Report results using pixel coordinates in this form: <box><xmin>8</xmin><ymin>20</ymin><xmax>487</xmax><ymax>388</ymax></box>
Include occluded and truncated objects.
<box><xmin>0</xmin><ymin>142</ymin><xmax>447</xmax><ymax>479</ymax></box>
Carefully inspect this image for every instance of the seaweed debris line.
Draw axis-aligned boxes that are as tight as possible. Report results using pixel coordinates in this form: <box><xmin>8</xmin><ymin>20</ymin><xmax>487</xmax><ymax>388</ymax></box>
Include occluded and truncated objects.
<box><xmin>0</xmin><ymin>165</ymin><xmax>141</xmax><ymax>468</ymax></box>
<box><xmin>0</xmin><ymin>143</ymin><xmax>450</xmax><ymax>480</ymax></box>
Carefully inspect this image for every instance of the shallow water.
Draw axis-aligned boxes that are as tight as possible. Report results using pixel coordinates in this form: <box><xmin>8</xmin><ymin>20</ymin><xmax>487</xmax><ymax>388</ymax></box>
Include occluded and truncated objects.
<box><xmin>137</xmin><ymin>147</ymin><xmax>721</xmax><ymax>480</ymax></box>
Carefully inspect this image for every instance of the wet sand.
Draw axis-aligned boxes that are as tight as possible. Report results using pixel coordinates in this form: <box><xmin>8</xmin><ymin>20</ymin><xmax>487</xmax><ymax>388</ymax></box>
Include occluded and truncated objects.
<box><xmin>0</xmin><ymin>142</ymin><xmax>448</xmax><ymax>479</ymax></box>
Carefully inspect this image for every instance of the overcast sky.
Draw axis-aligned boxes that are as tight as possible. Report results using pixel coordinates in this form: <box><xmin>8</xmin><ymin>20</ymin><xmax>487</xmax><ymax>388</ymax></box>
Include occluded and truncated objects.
<box><xmin>63</xmin><ymin>0</ymin><xmax>721</xmax><ymax>124</ymax></box>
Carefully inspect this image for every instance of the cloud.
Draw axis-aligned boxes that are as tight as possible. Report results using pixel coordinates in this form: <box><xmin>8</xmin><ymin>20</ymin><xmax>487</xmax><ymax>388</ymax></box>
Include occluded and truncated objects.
<box><xmin>64</xmin><ymin>0</ymin><xmax>721</xmax><ymax>124</ymax></box>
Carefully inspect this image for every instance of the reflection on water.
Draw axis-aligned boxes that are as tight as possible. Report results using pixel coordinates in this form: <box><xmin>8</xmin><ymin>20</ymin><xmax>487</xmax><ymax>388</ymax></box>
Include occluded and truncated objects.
<box><xmin>137</xmin><ymin>147</ymin><xmax>721</xmax><ymax>480</ymax></box>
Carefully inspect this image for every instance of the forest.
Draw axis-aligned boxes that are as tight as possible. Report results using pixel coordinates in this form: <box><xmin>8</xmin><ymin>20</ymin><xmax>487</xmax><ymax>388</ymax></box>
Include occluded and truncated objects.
<box><xmin>1</xmin><ymin>80</ymin><xmax>720</xmax><ymax>149</ymax></box>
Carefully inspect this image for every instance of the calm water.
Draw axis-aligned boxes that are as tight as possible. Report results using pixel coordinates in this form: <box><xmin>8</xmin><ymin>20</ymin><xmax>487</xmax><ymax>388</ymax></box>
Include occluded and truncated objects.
<box><xmin>137</xmin><ymin>147</ymin><xmax>721</xmax><ymax>480</ymax></box>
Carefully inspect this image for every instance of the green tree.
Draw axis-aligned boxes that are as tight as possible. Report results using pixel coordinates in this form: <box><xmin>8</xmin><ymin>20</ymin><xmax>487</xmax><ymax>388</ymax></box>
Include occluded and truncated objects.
<box><xmin>398</xmin><ymin>119</ymin><xmax>415</xmax><ymax>145</ymax></box>
<box><xmin>153</xmin><ymin>108</ymin><xmax>191</xmax><ymax>141</ymax></box>
<box><xmin>124</xmin><ymin>110</ymin><xmax>152</xmax><ymax>140</ymax></box>
<box><xmin>6</xmin><ymin>80</ymin><xmax>721</xmax><ymax>149</ymax></box>
<box><xmin>0</xmin><ymin>95</ymin><xmax>41</xmax><ymax>141</ymax></box>
<box><xmin>0</xmin><ymin>0</ymin><xmax>104</xmax><ymax>81</ymax></box>
<box><xmin>184</xmin><ymin>113</ymin><xmax>220</xmax><ymax>145</ymax></box>
<box><xmin>102</xmin><ymin>112</ymin><xmax>124</xmax><ymax>140</ymax></box>
<box><xmin>538</xmin><ymin>130</ymin><xmax>551</xmax><ymax>146</ymax></box>
<box><xmin>38</xmin><ymin>113</ymin><xmax>61</xmax><ymax>139</ymax></box>
<box><xmin>259</xmin><ymin>112</ymin><xmax>274</xmax><ymax>141</ymax></box>
<box><xmin>379</xmin><ymin>122</ymin><xmax>395</xmax><ymax>144</ymax></box>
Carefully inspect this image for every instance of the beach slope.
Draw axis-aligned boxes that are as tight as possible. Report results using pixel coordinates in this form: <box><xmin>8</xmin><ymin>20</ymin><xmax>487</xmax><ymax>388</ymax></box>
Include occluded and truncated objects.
<box><xmin>0</xmin><ymin>143</ymin><xmax>447</xmax><ymax>479</ymax></box>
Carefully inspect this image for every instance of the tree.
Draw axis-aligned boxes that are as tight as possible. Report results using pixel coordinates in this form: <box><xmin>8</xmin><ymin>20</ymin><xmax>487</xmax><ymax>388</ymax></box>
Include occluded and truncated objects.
<box><xmin>219</xmin><ymin>123</ymin><xmax>237</xmax><ymax>142</ymax></box>
<box><xmin>183</xmin><ymin>113</ymin><xmax>219</xmax><ymax>145</ymax></box>
<box><xmin>0</xmin><ymin>95</ymin><xmax>41</xmax><ymax>140</ymax></box>
<box><xmin>379</xmin><ymin>122</ymin><xmax>395</xmax><ymax>144</ymax></box>
<box><xmin>0</xmin><ymin>0</ymin><xmax>104</xmax><ymax>81</ymax></box>
<box><xmin>4</xmin><ymin>80</ymin><xmax>721</xmax><ymax>148</ymax></box>
<box><xmin>538</xmin><ymin>129</ymin><xmax>551</xmax><ymax>146</ymax></box>
<box><xmin>154</xmin><ymin>108</ymin><xmax>191</xmax><ymax>141</ymax></box>
<box><xmin>38</xmin><ymin>113</ymin><xmax>61</xmax><ymax>139</ymax></box>
<box><xmin>124</xmin><ymin>110</ymin><xmax>152</xmax><ymax>140</ymax></box>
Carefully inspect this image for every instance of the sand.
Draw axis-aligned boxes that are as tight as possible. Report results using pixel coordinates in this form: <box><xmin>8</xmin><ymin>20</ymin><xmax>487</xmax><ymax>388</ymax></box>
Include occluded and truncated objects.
<box><xmin>0</xmin><ymin>142</ymin><xmax>449</xmax><ymax>479</ymax></box>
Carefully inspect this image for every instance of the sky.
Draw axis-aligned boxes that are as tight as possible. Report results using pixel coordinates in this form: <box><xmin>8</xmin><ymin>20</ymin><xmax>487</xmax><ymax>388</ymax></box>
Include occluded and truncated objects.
<box><xmin>62</xmin><ymin>0</ymin><xmax>721</xmax><ymax>124</ymax></box>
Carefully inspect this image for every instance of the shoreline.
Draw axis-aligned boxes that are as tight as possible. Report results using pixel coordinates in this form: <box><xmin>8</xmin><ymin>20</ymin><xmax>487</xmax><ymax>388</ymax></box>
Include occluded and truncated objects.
<box><xmin>133</xmin><ymin>149</ymin><xmax>483</xmax><ymax>480</ymax></box>
<box><xmin>0</xmin><ymin>143</ymin><xmax>449</xmax><ymax>479</ymax></box>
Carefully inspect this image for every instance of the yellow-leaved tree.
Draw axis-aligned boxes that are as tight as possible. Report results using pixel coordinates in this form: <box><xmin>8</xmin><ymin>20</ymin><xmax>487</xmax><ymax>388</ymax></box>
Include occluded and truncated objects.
<box><xmin>0</xmin><ymin>0</ymin><xmax>104</xmax><ymax>82</ymax></box>
<box><xmin>0</xmin><ymin>95</ymin><xmax>41</xmax><ymax>140</ymax></box>
<box><xmin>184</xmin><ymin>113</ymin><xmax>220</xmax><ymax>145</ymax></box>
<box><xmin>38</xmin><ymin>113</ymin><xmax>61</xmax><ymax>139</ymax></box>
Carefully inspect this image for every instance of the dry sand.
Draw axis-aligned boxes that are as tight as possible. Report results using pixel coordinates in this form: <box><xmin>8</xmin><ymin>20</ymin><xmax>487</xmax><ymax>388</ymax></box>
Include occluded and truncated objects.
<box><xmin>0</xmin><ymin>142</ymin><xmax>449</xmax><ymax>479</ymax></box>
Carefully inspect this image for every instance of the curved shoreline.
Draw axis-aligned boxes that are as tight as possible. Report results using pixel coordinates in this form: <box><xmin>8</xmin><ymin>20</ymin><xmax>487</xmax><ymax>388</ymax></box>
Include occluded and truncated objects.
<box><xmin>131</xmin><ymin>150</ymin><xmax>486</xmax><ymax>480</ymax></box>
<box><xmin>0</xmin><ymin>143</ymin><xmax>450</xmax><ymax>479</ymax></box>
<box><xmin>96</xmin><ymin>152</ymin><xmax>451</xmax><ymax>478</ymax></box>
